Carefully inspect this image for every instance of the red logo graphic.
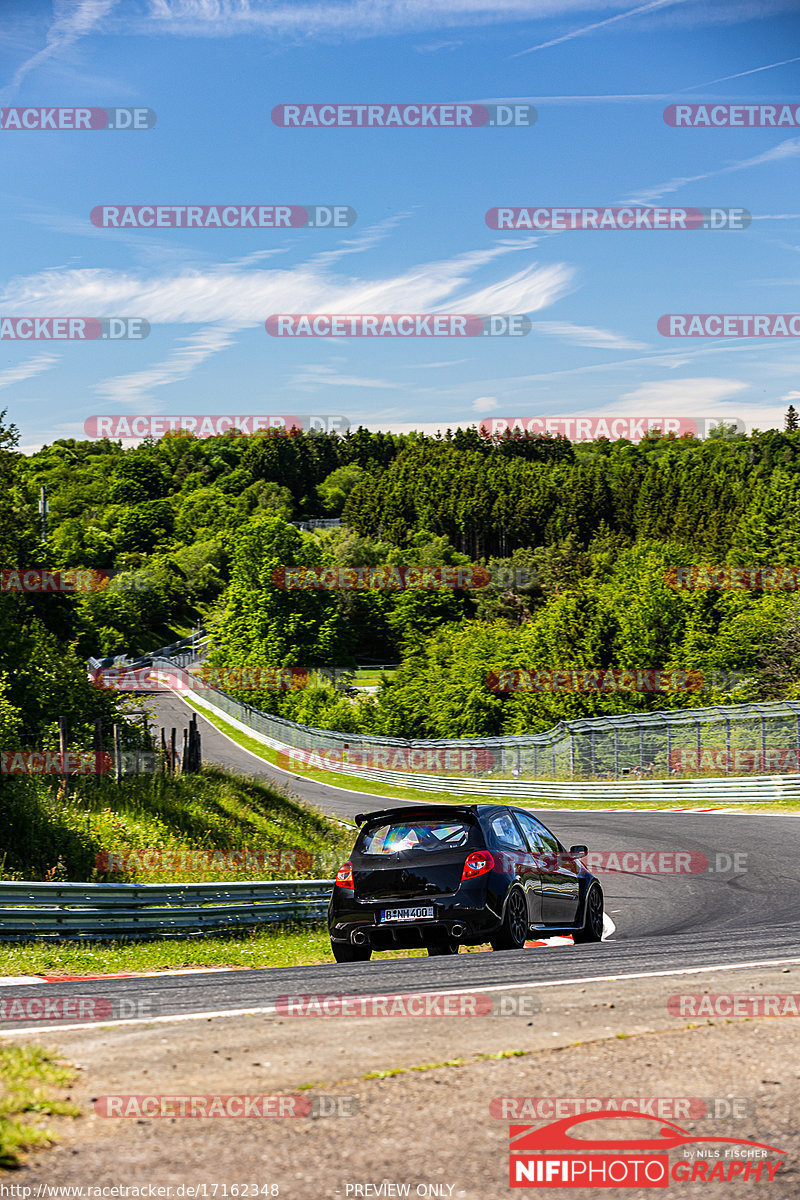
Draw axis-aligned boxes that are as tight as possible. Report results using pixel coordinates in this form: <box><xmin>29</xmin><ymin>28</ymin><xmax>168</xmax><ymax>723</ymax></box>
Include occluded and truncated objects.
<box><xmin>509</xmin><ymin>1112</ymin><xmax>786</xmax><ymax>1188</ymax></box>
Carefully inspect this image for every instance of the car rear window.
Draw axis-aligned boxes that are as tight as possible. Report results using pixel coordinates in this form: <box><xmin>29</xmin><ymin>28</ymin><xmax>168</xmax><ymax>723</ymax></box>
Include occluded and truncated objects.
<box><xmin>357</xmin><ymin>818</ymin><xmax>480</xmax><ymax>856</ymax></box>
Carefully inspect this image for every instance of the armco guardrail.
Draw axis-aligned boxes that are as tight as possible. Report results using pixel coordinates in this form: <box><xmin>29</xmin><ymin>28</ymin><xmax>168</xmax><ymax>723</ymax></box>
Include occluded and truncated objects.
<box><xmin>0</xmin><ymin>879</ymin><xmax>334</xmax><ymax>941</ymax></box>
<box><xmin>155</xmin><ymin>660</ymin><xmax>800</xmax><ymax>803</ymax></box>
<box><xmin>88</xmin><ymin>628</ymin><xmax>208</xmax><ymax>674</ymax></box>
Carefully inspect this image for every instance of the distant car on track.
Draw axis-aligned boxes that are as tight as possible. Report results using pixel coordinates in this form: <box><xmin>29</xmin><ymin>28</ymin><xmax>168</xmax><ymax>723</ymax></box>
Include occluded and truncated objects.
<box><xmin>328</xmin><ymin>803</ymin><xmax>603</xmax><ymax>961</ymax></box>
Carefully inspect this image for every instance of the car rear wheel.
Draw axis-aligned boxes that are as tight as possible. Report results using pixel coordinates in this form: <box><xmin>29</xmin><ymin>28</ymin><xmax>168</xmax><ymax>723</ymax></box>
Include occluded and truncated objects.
<box><xmin>426</xmin><ymin>941</ymin><xmax>459</xmax><ymax>956</ymax></box>
<box><xmin>490</xmin><ymin>887</ymin><xmax>528</xmax><ymax>951</ymax></box>
<box><xmin>331</xmin><ymin>941</ymin><xmax>372</xmax><ymax>962</ymax></box>
<box><xmin>573</xmin><ymin>884</ymin><xmax>604</xmax><ymax>943</ymax></box>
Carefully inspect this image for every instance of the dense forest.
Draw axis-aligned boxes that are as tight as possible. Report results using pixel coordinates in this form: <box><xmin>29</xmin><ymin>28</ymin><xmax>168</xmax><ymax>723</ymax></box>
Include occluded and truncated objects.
<box><xmin>3</xmin><ymin>407</ymin><xmax>800</xmax><ymax>746</ymax></box>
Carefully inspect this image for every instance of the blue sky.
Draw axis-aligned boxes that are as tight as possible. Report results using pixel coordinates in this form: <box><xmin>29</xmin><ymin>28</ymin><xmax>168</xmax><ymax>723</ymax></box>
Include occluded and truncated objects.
<box><xmin>1</xmin><ymin>0</ymin><xmax>799</xmax><ymax>451</ymax></box>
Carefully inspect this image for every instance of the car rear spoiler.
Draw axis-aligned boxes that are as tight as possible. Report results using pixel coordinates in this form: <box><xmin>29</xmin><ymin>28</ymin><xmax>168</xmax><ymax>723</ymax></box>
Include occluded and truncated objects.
<box><xmin>354</xmin><ymin>804</ymin><xmax>480</xmax><ymax>826</ymax></box>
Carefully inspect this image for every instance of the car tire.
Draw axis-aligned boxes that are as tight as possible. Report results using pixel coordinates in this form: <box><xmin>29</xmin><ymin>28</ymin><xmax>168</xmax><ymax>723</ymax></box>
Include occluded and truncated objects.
<box><xmin>490</xmin><ymin>887</ymin><xmax>528</xmax><ymax>951</ymax></box>
<box><xmin>426</xmin><ymin>941</ymin><xmax>459</xmax><ymax>956</ymax></box>
<box><xmin>331</xmin><ymin>941</ymin><xmax>372</xmax><ymax>962</ymax></box>
<box><xmin>573</xmin><ymin>883</ymin><xmax>604</xmax><ymax>943</ymax></box>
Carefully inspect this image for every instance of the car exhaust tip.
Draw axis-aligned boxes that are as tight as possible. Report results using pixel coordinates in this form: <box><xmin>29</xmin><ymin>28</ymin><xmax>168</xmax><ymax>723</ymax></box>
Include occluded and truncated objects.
<box><xmin>451</xmin><ymin>923</ymin><xmax>465</xmax><ymax>939</ymax></box>
<box><xmin>351</xmin><ymin>930</ymin><xmax>368</xmax><ymax>945</ymax></box>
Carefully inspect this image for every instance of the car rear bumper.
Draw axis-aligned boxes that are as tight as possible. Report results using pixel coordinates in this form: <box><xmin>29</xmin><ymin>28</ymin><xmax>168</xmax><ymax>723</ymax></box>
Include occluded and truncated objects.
<box><xmin>328</xmin><ymin>888</ymin><xmax>502</xmax><ymax>949</ymax></box>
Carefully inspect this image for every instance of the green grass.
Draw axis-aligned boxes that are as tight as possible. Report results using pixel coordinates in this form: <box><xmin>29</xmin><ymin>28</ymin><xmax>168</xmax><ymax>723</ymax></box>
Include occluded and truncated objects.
<box><xmin>0</xmin><ymin>1045</ymin><xmax>79</xmax><ymax>1169</ymax></box>
<box><xmin>0</xmin><ymin>765</ymin><xmax>353</xmax><ymax>883</ymax></box>
<box><xmin>0</xmin><ymin>923</ymin><xmax>448</xmax><ymax>977</ymax></box>
<box><xmin>181</xmin><ymin>698</ymin><xmax>800</xmax><ymax>812</ymax></box>
<box><xmin>352</xmin><ymin>669</ymin><xmax>396</xmax><ymax>687</ymax></box>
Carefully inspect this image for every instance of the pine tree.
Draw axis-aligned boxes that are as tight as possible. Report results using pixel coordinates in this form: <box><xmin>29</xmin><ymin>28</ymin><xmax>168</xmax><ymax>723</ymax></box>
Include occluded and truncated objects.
<box><xmin>786</xmin><ymin>405</ymin><xmax>798</xmax><ymax>432</ymax></box>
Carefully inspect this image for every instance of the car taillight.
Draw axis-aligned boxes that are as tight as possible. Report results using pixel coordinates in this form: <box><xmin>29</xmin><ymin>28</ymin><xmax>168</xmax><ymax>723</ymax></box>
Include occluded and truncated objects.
<box><xmin>461</xmin><ymin>850</ymin><xmax>495</xmax><ymax>880</ymax></box>
<box><xmin>335</xmin><ymin>860</ymin><xmax>354</xmax><ymax>887</ymax></box>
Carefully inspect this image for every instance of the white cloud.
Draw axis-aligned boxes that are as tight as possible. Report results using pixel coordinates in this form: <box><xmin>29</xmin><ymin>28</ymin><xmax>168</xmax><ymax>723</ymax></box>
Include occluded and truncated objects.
<box><xmin>0</xmin><ymin>244</ymin><xmax>574</xmax><ymax>327</ymax></box>
<box><xmin>94</xmin><ymin>325</ymin><xmax>236</xmax><ymax>405</ymax></box>
<box><xmin>624</xmin><ymin>137</ymin><xmax>800</xmax><ymax>206</ymax></box>
<box><xmin>135</xmin><ymin>0</ymin><xmax>777</xmax><ymax>42</ymax></box>
<box><xmin>472</xmin><ymin>396</ymin><xmax>498</xmax><ymax>412</ymax></box>
<box><xmin>680</xmin><ymin>54</ymin><xmax>800</xmax><ymax>91</ymax></box>
<box><xmin>451</xmin><ymin>261</ymin><xmax>575</xmax><ymax>314</ymax></box>
<box><xmin>617</xmin><ymin>376</ymin><xmax>749</xmax><ymax>413</ymax></box>
<box><xmin>511</xmin><ymin>0</ymin><xmax>688</xmax><ymax>58</ymax></box>
<box><xmin>0</xmin><ymin>353</ymin><xmax>59</xmax><ymax>390</ymax></box>
<box><xmin>531</xmin><ymin>321</ymin><xmax>647</xmax><ymax>350</ymax></box>
<box><xmin>1</xmin><ymin>0</ymin><xmax>117</xmax><ymax>102</ymax></box>
<box><xmin>414</xmin><ymin>38</ymin><xmax>463</xmax><ymax>52</ymax></box>
<box><xmin>781</xmin><ymin>390</ymin><xmax>800</xmax><ymax>401</ymax></box>
<box><xmin>23</xmin><ymin>240</ymin><xmax>573</xmax><ymax>404</ymax></box>
<box><xmin>137</xmin><ymin>0</ymin><xmax>588</xmax><ymax>39</ymax></box>
<box><xmin>291</xmin><ymin>364</ymin><xmax>401</xmax><ymax>391</ymax></box>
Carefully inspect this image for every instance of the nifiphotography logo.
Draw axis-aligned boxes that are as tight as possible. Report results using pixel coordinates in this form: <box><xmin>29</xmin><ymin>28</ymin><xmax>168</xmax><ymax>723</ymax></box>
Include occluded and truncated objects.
<box><xmin>508</xmin><ymin>1112</ymin><xmax>786</xmax><ymax>1188</ymax></box>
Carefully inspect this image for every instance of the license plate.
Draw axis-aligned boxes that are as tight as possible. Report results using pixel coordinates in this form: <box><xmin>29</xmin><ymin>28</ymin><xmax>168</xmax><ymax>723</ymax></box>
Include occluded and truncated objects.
<box><xmin>380</xmin><ymin>906</ymin><xmax>434</xmax><ymax>922</ymax></box>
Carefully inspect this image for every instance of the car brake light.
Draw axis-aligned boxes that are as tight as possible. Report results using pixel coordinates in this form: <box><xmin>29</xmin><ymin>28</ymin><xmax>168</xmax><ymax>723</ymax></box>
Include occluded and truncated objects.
<box><xmin>335</xmin><ymin>860</ymin><xmax>354</xmax><ymax>887</ymax></box>
<box><xmin>461</xmin><ymin>850</ymin><xmax>495</xmax><ymax>880</ymax></box>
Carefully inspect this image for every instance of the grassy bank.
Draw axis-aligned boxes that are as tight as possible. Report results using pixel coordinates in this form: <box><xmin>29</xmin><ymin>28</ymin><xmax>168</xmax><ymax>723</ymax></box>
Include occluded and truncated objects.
<box><xmin>0</xmin><ymin>1046</ymin><xmax>78</xmax><ymax>1169</ymax></box>
<box><xmin>0</xmin><ymin>766</ymin><xmax>352</xmax><ymax>883</ymax></box>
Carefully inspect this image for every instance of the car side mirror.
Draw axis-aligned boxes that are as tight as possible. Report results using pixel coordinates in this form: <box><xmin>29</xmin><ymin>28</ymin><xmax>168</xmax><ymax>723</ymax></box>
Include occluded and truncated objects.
<box><xmin>569</xmin><ymin>845</ymin><xmax>588</xmax><ymax>857</ymax></box>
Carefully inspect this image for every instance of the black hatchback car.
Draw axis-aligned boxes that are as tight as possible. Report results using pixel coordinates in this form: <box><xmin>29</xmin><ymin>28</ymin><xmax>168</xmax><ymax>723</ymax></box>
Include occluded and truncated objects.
<box><xmin>328</xmin><ymin>803</ymin><xmax>603</xmax><ymax>961</ymax></box>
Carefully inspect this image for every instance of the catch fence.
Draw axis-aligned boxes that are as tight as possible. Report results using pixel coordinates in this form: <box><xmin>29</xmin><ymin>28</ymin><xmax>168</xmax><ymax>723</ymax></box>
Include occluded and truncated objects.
<box><xmin>153</xmin><ymin>660</ymin><xmax>800</xmax><ymax>784</ymax></box>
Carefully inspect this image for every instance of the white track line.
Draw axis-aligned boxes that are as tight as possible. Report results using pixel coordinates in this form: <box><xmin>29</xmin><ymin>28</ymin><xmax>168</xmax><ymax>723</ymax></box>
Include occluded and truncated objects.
<box><xmin>2</xmin><ymin>955</ymin><xmax>799</xmax><ymax>1038</ymax></box>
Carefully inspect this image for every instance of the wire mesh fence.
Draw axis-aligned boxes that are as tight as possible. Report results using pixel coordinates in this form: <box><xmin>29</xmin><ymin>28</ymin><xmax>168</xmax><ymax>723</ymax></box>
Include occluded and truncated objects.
<box><xmin>153</xmin><ymin>661</ymin><xmax>800</xmax><ymax>783</ymax></box>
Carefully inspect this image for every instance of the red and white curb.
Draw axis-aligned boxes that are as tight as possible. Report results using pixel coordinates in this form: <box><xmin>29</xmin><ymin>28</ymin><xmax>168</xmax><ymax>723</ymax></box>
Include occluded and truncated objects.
<box><xmin>525</xmin><ymin>936</ymin><xmax>574</xmax><ymax>948</ymax></box>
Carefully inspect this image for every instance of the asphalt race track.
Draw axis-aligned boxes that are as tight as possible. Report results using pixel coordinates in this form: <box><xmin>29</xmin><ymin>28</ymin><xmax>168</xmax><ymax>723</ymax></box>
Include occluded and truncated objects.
<box><xmin>2</xmin><ymin>690</ymin><xmax>798</xmax><ymax>1033</ymax></box>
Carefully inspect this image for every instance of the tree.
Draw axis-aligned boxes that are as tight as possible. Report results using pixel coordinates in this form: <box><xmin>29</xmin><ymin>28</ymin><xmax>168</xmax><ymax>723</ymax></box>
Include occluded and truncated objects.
<box><xmin>786</xmin><ymin>405</ymin><xmax>799</xmax><ymax>432</ymax></box>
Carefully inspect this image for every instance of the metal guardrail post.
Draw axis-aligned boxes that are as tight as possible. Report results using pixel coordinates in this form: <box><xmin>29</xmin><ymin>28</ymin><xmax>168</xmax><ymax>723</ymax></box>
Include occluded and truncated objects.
<box><xmin>725</xmin><ymin>716</ymin><xmax>732</xmax><ymax>774</ymax></box>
